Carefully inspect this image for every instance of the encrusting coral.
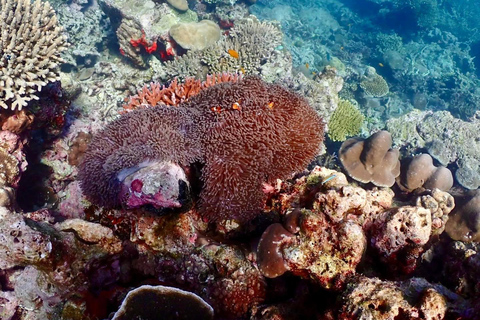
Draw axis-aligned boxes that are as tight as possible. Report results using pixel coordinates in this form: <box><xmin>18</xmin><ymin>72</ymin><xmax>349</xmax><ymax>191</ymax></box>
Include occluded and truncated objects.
<box><xmin>0</xmin><ymin>0</ymin><xmax>68</xmax><ymax>110</ymax></box>
<box><xmin>79</xmin><ymin>76</ymin><xmax>324</xmax><ymax>223</ymax></box>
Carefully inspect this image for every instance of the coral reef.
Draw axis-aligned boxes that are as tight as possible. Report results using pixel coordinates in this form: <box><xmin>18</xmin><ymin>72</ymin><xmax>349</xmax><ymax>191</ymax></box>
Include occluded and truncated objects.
<box><xmin>327</xmin><ymin>98</ymin><xmax>364</xmax><ymax>142</ymax></box>
<box><xmin>257</xmin><ymin>209</ymin><xmax>366</xmax><ymax>290</ymax></box>
<box><xmin>164</xmin><ymin>16</ymin><xmax>286</xmax><ymax>81</ymax></box>
<box><xmin>339</xmin><ymin>130</ymin><xmax>400</xmax><ymax>187</ymax></box>
<box><xmin>386</xmin><ymin>110</ymin><xmax>480</xmax><ymax>189</ymax></box>
<box><xmin>55</xmin><ymin>2</ymin><xmax>108</xmax><ymax>69</ymax></box>
<box><xmin>337</xmin><ymin>276</ymin><xmax>468</xmax><ymax>319</ymax></box>
<box><xmin>5</xmin><ymin>0</ymin><xmax>480</xmax><ymax>318</ymax></box>
<box><xmin>287</xmin><ymin>67</ymin><xmax>344</xmax><ymax>122</ymax></box>
<box><xmin>80</xmin><ymin>77</ymin><xmax>324</xmax><ymax>223</ymax></box>
<box><xmin>370</xmin><ymin>206</ymin><xmax>432</xmax><ymax>274</ymax></box>
<box><xmin>166</xmin><ymin>0</ymin><xmax>188</xmax><ymax>12</ymax></box>
<box><xmin>100</xmin><ymin>0</ymin><xmax>196</xmax><ymax>67</ymax></box>
<box><xmin>0</xmin><ymin>0</ymin><xmax>68</xmax><ymax>110</ymax></box>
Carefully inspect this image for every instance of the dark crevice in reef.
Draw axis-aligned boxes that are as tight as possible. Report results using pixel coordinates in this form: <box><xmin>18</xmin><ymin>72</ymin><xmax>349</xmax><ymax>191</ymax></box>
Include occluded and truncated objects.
<box><xmin>16</xmin><ymin>131</ymin><xmax>58</xmax><ymax>213</ymax></box>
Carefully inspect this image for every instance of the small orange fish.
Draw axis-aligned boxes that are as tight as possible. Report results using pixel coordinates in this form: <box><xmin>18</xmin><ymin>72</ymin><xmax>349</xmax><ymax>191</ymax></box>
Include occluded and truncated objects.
<box><xmin>305</xmin><ymin>63</ymin><xmax>309</xmax><ymax>69</ymax></box>
<box><xmin>228</xmin><ymin>49</ymin><xmax>239</xmax><ymax>59</ymax></box>
<box><xmin>266</xmin><ymin>101</ymin><xmax>274</xmax><ymax>110</ymax></box>
<box><xmin>232</xmin><ymin>100</ymin><xmax>241</xmax><ymax>110</ymax></box>
<box><xmin>240</xmin><ymin>67</ymin><xmax>245</xmax><ymax>74</ymax></box>
<box><xmin>378</xmin><ymin>62</ymin><xmax>384</xmax><ymax>67</ymax></box>
<box><xmin>210</xmin><ymin>106</ymin><xmax>222</xmax><ymax>113</ymax></box>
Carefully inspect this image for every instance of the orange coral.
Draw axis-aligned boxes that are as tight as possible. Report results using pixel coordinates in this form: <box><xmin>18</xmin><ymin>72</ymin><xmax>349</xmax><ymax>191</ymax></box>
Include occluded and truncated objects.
<box><xmin>123</xmin><ymin>73</ymin><xmax>242</xmax><ymax>112</ymax></box>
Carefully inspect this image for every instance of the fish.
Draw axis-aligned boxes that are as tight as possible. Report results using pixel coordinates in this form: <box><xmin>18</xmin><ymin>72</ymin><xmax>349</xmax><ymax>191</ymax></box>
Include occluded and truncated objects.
<box><xmin>228</xmin><ymin>49</ymin><xmax>239</xmax><ymax>59</ymax></box>
<box><xmin>266</xmin><ymin>101</ymin><xmax>274</xmax><ymax>110</ymax></box>
<box><xmin>232</xmin><ymin>101</ymin><xmax>241</xmax><ymax>110</ymax></box>
<box><xmin>321</xmin><ymin>174</ymin><xmax>337</xmax><ymax>185</ymax></box>
<box><xmin>378</xmin><ymin>62</ymin><xmax>384</xmax><ymax>67</ymax></box>
<box><xmin>305</xmin><ymin>63</ymin><xmax>309</xmax><ymax>69</ymax></box>
<box><xmin>210</xmin><ymin>106</ymin><xmax>222</xmax><ymax>113</ymax></box>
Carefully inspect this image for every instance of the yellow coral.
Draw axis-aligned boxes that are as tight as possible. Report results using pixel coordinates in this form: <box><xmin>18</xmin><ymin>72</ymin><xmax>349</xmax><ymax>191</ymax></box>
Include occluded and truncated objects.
<box><xmin>328</xmin><ymin>99</ymin><xmax>364</xmax><ymax>142</ymax></box>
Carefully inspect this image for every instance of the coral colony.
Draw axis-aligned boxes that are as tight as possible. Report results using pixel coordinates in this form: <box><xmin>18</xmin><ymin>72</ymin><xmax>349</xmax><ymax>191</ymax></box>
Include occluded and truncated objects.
<box><xmin>3</xmin><ymin>0</ymin><xmax>480</xmax><ymax>319</ymax></box>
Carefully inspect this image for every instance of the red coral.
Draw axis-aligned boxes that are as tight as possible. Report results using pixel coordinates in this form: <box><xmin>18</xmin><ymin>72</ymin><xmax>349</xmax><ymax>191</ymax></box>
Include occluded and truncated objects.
<box><xmin>122</xmin><ymin>73</ymin><xmax>242</xmax><ymax>112</ymax></box>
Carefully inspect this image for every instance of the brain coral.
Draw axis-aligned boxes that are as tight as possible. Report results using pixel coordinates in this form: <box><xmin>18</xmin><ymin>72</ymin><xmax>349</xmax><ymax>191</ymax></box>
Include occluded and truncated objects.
<box><xmin>79</xmin><ymin>77</ymin><xmax>324</xmax><ymax>222</ymax></box>
<box><xmin>0</xmin><ymin>0</ymin><xmax>68</xmax><ymax>110</ymax></box>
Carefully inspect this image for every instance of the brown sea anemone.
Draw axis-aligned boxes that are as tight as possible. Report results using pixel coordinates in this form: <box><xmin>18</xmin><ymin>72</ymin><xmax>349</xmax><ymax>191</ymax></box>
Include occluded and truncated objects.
<box><xmin>78</xmin><ymin>106</ymin><xmax>202</xmax><ymax>208</ymax></box>
<box><xmin>79</xmin><ymin>76</ymin><xmax>324</xmax><ymax>223</ymax></box>
<box><xmin>188</xmin><ymin>77</ymin><xmax>324</xmax><ymax>222</ymax></box>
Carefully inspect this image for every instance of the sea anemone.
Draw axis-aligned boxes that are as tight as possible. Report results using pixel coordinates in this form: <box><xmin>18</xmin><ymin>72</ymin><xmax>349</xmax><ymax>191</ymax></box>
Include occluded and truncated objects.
<box><xmin>79</xmin><ymin>76</ymin><xmax>324</xmax><ymax>222</ymax></box>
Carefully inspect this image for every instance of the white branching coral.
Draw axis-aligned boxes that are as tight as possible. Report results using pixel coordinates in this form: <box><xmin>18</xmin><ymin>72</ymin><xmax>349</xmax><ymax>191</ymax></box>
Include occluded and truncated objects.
<box><xmin>0</xmin><ymin>0</ymin><xmax>68</xmax><ymax>110</ymax></box>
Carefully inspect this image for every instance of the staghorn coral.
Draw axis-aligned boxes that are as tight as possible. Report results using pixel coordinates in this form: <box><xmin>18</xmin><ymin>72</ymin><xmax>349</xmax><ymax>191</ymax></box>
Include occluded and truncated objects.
<box><xmin>79</xmin><ymin>77</ymin><xmax>324</xmax><ymax>223</ymax></box>
<box><xmin>327</xmin><ymin>99</ymin><xmax>364</xmax><ymax>142</ymax></box>
<box><xmin>0</xmin><ymin>0</ymin><xmax>68</xmax><ymax>110</ymax></box>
